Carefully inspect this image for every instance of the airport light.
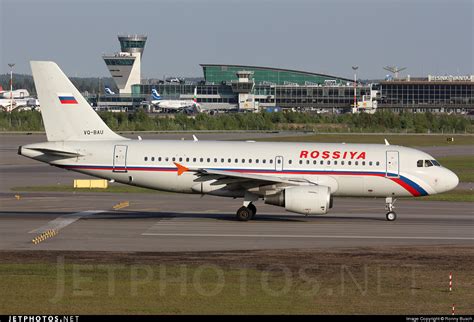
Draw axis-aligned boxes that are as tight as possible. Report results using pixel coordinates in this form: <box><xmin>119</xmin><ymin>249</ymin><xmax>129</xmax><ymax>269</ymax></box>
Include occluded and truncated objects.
<box><xmin>8</xmin><ymin>63</ymin><xmax>15</xmax><ymax>112</ymax></box>
<box><xmin>352</xmin><ymin>66</ymin><xmax>358</xmax><ymax>113</ymax></box>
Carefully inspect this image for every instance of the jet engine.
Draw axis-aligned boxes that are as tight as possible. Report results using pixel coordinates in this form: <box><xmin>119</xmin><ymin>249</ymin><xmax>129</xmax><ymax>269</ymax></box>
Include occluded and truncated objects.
<box><xmin>264</xmin><ymin>185</ymin><xmax>332</xmax><ymax>215</ymax></box>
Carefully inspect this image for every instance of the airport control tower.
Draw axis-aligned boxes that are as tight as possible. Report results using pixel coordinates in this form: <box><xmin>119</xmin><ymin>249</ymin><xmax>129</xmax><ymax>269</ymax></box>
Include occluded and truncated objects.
<box><xmin>103</xmin><ymin>34</ymin><xmax>147</xmax><ymax>94</ymax></box>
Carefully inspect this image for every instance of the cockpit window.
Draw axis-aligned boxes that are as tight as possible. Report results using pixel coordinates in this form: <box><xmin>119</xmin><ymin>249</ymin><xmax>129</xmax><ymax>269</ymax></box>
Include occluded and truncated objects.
<box><xmin>424</xmin><ymin>160</ymin><xmax>434</xmax><ymax>167</ymax></box>
<box><xmin>417</xmin><ymin>160</ymin><xmax>423</xmax><ymax>167</ymax></box>
<box><xmin>431</xmin><ymin>160</ymin><xmax>441</xmax><ymax>166</ymax></box>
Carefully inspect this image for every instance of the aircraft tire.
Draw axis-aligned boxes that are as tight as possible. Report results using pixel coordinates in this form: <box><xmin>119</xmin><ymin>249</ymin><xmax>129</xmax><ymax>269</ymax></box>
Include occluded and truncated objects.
<box><xmin>236</xmin><ymin>206</ymin><xmax>251</xmax><ymax>221</ymax></box>
<box><xmin>386</xmin><ymin>211</ymin><xmax>397</xmax><ymax>221</ymax></box>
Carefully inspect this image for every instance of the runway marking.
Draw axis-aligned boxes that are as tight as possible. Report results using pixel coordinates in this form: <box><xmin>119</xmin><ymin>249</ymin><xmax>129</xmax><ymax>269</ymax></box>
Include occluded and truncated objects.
<box><xmin>29</xmin><ymin>210</ymin><xmax>106</xmax><ymax>234</ymax></box>
<box><xmin>141</xmin><ymin>233</ymin><xmax>474</xmax><ymax>241</ymax></box>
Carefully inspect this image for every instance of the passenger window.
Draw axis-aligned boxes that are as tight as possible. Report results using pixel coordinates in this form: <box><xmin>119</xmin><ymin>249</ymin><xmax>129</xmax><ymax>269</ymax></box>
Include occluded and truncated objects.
<box><xmin>151</xmin><ymin>157</ymin><xmax>155</xmax><ymax>161</ymax></box>
<box><xmin>214</xmin><ymin>158</ymin><xmax>217</xmax><ymax>162</ymax></box>
<box><xmin>256</xmin><ymin>159</ymin><xmax>259</xmax><ymax>163</ymax></box>
<box><xmin>172</xmin><ymin>157</ymin><xmax>176</xmax><ymax>162</ymax></box>
<box><xmin>235</xmin><ymin>158</ymin><xmax>238</xmax><ymax>163</ymax></box>
<box><xmin>341</xmin><ymin>161</ymin><xmax>345</xmax><ymax>165</ymax></box>
<box><xmin>221</xmin><ymin>158</ymin><xmax>224</xmax><ymax>163</ymax></box>
<box><xmin>270</xmin><ymin>159</ymin><xmax>273</xmax><ymax>164</ymax></box>
<box><xmin>207</xmin><ymin>158</ymin><xmax>210</xmax><ymax>162</ymax></box>
<box><xmin>306</xmin><ymin>160</ymin><xmax>310</xmax><ymax>165</ymax></box>
<box><xmin>263</xmin><ymin>159</ymin><xmax>266</xmax><ymax>164</ymax></box>
<box><xmin>249</xmin><ymin>159</ymin><xmax>252</xmax><ymax>163</ymax></box>
<box><xmin>355</xmin><ymin>161</ymin><xmax>358</xmax><ymax>166</ymax></box>
<box><xmin>299</xmin><ymin>160</ymin><xmax>303</xmax><ymax>165</ymax></box>
<box><xmin>241</xmin><ymin>159</ymin><xmax>245</xmax><ymax>163</ymax></box>
<box><xmin>186</xmin><ymin>157</ymin><xmax>189</xmax><ymax>162</ymax></box>
<box><xmin>320</xmin><ymin>160</ymin><xmax>324</xmax><ymax>165</ymax></box>
<box><xmin>200</xmin><ymin>158</ymin><xmax>203</xmax><ymax>162</ymax></box>
<box><xmin>334</xmin><ymin>161</ymin><xmax>337</xmax><ymax>165</ymax></box>
<box><xmin>313</xmin><ymin>160</ymin><xmax>317</xmax><ymax>165</ymax></box>
<box><xmin>193</xmin><ymin>158</ymin><xmax>196</xmax><ymax>162</ymax></box>
<box><xmin>362</xmin><ymin>161</ymin><xmax>365</xmax><ymax>166</ymax></box>
<box><xmin>144</xmin><ymin>157</ymin><xmax>148</xmax><ymax>161</ymax></box>
<box><xmin>228</xmin><ymin>158</ymin><xmax>231</xmax><ymax>163</ymax></box>
<box><xmin>179</xmin><ymin>157</ymin><xmax>182</xmax><ymax>162</ymax></box>
<box><xmin>425</xmin><ymin>160</ymin><xmax>434</xmax><ymax>167</ymax></box>
<box><xmin>288</xmin><ymin>160</ymin><xmax>292</xmax><ymax>165</ymax></box>
<box><xmin>158</xmin><ymin>157</ymin><xmax>162</xmax><ymax>162</ymax></box>
<box><xmin>369</xmin><ymin>161</ymin><xmax>372</xmax><ymax>166</ymax></box>
<box><xmin>348</xmin><ymin>161</ymin><xmax>352</xmax><ymax>165</ymax></box>
<box><xmin>165</xmin><ymin>157</ymin><xmax>169</xmax><ymax>162</ymax></box>
<box><xmin>376</xmin><ymin>161</ymin><xmax>380</xmax><ymax>166</ymax></box>
<box><xmin>417</xmin><ymin>160</ymin><xmax>423</xmax><ymax>167</ymax></box>
<box><xmin>327</xmin><ymin>160</ymin><xmax>331</xmax><ymax>165</ymax></box>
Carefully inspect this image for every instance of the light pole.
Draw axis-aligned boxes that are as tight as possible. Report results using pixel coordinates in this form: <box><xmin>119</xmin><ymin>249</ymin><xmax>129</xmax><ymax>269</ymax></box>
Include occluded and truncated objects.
<box><xmin>352</xmin><ymin>66</ymin><xmax>358</xmax><ymax>114</ymax></box>
<box><xmin>8</xmin><ymin>63</ymin><xmax>15</xmax><ymax>112</ymax></box>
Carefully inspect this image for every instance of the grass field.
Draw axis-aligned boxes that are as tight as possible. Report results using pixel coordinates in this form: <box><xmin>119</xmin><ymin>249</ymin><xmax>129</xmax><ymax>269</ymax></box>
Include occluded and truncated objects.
<box><xmin>0</xmin><ymin>247</ymin><xmax>472</xmax><ymax>315</ymax></box>
<box><xmin>253</xmin><ymin>134</ymin><xmax>473</xmax><ymax>146</ymax></box>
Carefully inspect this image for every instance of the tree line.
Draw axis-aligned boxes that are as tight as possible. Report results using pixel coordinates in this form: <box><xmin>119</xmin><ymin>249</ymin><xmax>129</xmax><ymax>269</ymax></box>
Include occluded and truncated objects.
<box><xmin>0</xmin><ymin>110</ymin><xmax>471</xmax><ymax>133</ymax></box>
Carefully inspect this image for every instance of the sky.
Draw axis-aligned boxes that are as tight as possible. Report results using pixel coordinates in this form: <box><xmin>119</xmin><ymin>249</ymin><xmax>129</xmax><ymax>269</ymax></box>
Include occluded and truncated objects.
<box><xmin>0</xmin><ymin>0</ymin><xmax>472</xmax><ymax>79</ymax></box>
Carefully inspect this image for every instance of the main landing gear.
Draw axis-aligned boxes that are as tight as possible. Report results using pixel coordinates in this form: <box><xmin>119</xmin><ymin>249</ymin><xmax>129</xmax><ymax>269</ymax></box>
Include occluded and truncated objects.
<box><xmin>236</xmin><ymin>203</ymin><xmax>257</xmax><ymax>221</ymax></box>
<box><xmin>385</xmin><ymin>197</ymin><xmax>397</xmax><ymax>221</ymax></box>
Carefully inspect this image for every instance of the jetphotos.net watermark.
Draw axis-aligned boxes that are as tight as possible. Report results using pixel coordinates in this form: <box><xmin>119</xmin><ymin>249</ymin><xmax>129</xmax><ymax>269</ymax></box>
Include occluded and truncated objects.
<box><xmin>7</xmin><ymin>317</ymin><xmax>79</xmax><ymax>322</ymax></box>
<box><xmin>49</xmin><ymin>256</ymin><xmax>420</xmax><ymax>303</ymax></box>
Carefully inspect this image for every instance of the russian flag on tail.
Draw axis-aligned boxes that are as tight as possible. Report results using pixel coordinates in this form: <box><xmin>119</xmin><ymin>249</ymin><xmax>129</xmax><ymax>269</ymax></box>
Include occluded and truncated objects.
<box><xmin>58</xmin><ymin>93</ymin><xmax>78</xmax><ymax>104</ymax></box>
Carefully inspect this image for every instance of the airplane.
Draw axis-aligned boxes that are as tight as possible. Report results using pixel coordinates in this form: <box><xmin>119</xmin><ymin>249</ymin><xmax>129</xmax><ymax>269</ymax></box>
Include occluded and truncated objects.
<box><xmin>150</xmin><ymin>88</ymin><xmax>200</xmax><ymax>113</ymax></box>
<box><xmin>19</xmin><ymin>61</ymin><xmax>459</xmax><ymax>222</ymax></box>
<box><xmin>104</xmin><ymin>87</ymin><xmax>115</xmax><ymax>95</ymax></box>
<box><xmin>0</xmin><ymin>86</ymin><xmax>30</xmax><ymax>99</ymax></box>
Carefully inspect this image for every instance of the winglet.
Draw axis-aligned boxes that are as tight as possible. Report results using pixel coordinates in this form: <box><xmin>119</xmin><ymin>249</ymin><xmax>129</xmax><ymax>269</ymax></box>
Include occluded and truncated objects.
<box><xmin>384</xmin><ymin>139</ymin><xmax>390</xmax><ymax>146</ymax></box>
<box><xmin>174</xmin><ymin>162</ymin><xmax>189</xmax><ymax>176</ymax></box>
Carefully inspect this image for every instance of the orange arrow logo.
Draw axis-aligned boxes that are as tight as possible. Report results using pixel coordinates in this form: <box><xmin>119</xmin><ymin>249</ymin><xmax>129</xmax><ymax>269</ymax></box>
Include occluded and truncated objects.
<box><xmin>174</xmin><ymin>162</ymin><xmax>189</xmax><ymax>176</ymax></box>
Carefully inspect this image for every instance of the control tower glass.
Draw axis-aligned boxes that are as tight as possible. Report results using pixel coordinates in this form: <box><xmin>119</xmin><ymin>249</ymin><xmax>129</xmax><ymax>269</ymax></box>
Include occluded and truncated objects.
<box><xmin>118</xmin><ymin>35</ymin><xmax>147</xmax><ymax>56</ymax></box>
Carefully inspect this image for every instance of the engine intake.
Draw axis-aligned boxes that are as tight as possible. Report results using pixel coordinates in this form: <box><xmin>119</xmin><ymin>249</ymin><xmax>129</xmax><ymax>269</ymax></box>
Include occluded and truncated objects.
<box><xmin>265</xmin><ymin>185</ymin><xmax>331</xmax><ymax>215</ymax></box>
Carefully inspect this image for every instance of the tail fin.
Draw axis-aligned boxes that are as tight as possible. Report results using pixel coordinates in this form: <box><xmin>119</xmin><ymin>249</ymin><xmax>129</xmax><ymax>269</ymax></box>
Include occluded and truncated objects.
<box><xmin>151</xmin><ymin>89</ymin><xmax>161</xmax><ymax>100</ymax></box>
<box><xmin>31</xmin><ymin>61</ymin><xmax>125</xmax><ymax>142</ymax></box>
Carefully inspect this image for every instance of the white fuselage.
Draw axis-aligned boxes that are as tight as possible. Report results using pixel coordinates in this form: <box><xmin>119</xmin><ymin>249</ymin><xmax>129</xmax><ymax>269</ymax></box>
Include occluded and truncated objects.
<box><xmin>20</xmin><ymin>140</ymin><xmax>459</xmax><ymax>199</ymax></box>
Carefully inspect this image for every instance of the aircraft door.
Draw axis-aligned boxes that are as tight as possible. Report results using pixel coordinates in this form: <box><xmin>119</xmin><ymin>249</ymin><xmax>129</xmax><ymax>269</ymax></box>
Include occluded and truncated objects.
<box><xmin>275</xmin><ymin>156</ymin><xmax>284</xmax><ymax>171</ymax></box>
<box><xmin>113</xmin><ymin>145</ymin><xmax>128</xmax><ymax>173</ymax></box>
<box><xmin>385</xmin><ymin>151</ymin><xmax>399</xmax><ymax>177</ymax></box>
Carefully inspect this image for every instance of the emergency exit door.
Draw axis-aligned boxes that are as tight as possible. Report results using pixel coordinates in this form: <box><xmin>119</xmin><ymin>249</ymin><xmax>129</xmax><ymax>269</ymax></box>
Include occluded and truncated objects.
<box><xmin>385</xmin><ymin>151</ymin><xmax>399</xmax><ymax>177</ymax></box>
<box><xmin>113</xmin><ymin>145</ymin><xmax>128</xmax><ymax>172</ymax></box>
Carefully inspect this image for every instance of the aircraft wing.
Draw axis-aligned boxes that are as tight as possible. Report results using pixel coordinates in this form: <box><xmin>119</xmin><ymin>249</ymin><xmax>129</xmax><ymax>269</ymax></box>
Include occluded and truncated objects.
<box><xmin>175</xmin><ymin>162</ymin><xmax>312</xmax><ymax>191</ymax></box>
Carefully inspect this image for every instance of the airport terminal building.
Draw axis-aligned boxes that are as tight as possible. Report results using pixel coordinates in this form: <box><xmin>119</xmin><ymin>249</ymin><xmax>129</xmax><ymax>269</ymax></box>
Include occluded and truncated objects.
<box><xmin>96</xmin><ymin>35</ymin><xmax>474</xmax><ymax>113</ymax></box>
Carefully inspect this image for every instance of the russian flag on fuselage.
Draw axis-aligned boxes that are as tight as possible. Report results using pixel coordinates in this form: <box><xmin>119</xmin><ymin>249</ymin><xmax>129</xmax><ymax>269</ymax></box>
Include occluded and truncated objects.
<box><xmin>57</xmin><ymin>93</ymin><xmax>78</xmax><ymax>104</ymax></box>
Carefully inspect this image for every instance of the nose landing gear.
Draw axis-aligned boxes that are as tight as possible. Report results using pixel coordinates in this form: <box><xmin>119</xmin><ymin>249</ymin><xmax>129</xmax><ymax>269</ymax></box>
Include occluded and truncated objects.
<box><xmin>385</xmin><ymin>197</ymin><xmax>397</xmax><ymax>221</ymax></box>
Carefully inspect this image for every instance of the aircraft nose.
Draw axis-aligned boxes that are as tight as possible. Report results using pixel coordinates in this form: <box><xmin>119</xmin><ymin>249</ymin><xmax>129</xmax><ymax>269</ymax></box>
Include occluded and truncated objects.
<box><xmin>441</xmin><ymin>169</ymin><xmax>459</xmax><ymax>193</ymax></box>
<box><xmin>447</xmin><ymin>170</ymin><xmax>459</xmax><ymax>191</ymax></box>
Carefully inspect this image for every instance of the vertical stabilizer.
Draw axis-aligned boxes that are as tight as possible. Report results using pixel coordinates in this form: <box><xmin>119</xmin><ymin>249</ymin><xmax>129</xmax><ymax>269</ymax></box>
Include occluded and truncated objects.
<box><xmin>30</xmin><ymin>61</ymin><xmax>126</xmax><ymax>142</ymax></box>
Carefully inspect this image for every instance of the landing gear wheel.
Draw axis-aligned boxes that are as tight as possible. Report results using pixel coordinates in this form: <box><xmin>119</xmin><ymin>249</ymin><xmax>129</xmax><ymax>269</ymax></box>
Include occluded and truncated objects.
<box><xmin>247</xmin><ymin>203</ymin><xmax>257</xmax><ymax>219</ymax></box>
<box><xmin>386</xmin><ymin>211</ymin><xmax>397</xmax><ymax>221</ymax></box>
<box><xmin>236</xmin><ymin>206</ymin><xmax>252</xmax><ymax>221</ymax></box>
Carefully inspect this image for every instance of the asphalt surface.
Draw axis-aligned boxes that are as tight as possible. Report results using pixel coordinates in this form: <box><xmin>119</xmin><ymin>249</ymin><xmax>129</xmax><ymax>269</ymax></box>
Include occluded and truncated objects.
<box><xmin>0</xmin><ymin>133</ymin><xmax>472</xmax><ymax>252</ymax></box>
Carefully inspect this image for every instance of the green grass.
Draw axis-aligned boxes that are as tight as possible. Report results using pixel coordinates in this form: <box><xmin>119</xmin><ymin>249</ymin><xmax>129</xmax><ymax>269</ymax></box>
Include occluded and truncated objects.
<box><xmin>413</xmin><ymin>189</ymin><xmax>473</xmax><ymax>202</ymax></box>
<box><xmin>0</xmin><ymin>261</ymin><xmax>472</xmax><ymax>314</ymax></box>
<box><xmin>253</xmin><ymin>134</ymin><xmax>473</xmax><ymax>146</ymax></box>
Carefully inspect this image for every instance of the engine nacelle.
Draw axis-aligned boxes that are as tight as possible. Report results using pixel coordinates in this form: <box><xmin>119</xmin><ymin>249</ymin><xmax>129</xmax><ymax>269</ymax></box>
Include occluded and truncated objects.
<box><xmin>265</xmin><ymin>185</ymin><xmax>331</xmax><ymax>215</ymax></box>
